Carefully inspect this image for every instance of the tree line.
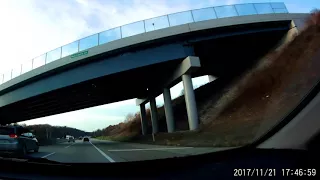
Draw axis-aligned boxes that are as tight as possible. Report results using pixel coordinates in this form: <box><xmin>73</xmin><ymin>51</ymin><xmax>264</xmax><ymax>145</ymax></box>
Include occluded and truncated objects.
<box><xmin>17</xmin><ymin>123</ymin><xmax>90</xmax><ymax>140</ymax></box>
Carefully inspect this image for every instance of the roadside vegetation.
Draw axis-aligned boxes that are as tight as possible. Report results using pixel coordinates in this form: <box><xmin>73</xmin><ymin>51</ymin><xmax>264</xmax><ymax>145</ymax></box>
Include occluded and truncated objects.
<box><xmin>94</xmin><ymin>11</ymin><xmax>320</xmax><ymax>147</ymax></box>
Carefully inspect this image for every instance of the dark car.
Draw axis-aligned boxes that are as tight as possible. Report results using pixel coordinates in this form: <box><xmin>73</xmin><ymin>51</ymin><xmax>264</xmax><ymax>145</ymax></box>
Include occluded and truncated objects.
<box><xmin>83</xmin><ymin>137</ymin><xmax>89</xmax><ymax>142</ymax></box>
<box><xmin>0</xmin><ymin>125</ymin><xmax>39</xmax><ymax>156</ymax></box>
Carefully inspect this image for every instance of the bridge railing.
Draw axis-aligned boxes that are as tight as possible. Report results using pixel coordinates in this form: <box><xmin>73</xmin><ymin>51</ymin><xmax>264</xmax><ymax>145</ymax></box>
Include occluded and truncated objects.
<box><xmin>0</xmin><ymin>2</ymin><xmax>288</xmax><ymax>84</ymax></box>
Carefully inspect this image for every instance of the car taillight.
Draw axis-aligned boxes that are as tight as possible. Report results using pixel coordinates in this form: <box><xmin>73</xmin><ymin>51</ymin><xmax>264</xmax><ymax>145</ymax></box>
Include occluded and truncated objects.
<box><xmin>9</xmin><ymin>134</ymin><xmax>18</xmax><ymax>138</ymax></box>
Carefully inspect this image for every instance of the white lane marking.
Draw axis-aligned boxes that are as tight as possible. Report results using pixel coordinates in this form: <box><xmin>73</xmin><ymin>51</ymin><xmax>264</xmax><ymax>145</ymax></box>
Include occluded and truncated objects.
<box><xmin>41</xmin><ymin>152</ymin><xmax>56</xmax><ymax>158</ymax></box>
<box><xmin>89</xmin><ymin>141</ymin><xmax>115</xmax><ymax>163</ymax></box>
<box><xmin>108</xmin><ymin>147</ymin><xmax>193</xmax><ymax>152</ymax></box>
<box><xmin>64</xmin><ymin>143</ymin><xmax>75</xmax><ymax>148</ymax></box>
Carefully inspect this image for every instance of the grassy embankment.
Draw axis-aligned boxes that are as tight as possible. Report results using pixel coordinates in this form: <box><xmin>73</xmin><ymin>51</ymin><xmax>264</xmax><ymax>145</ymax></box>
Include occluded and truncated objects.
<box><xmin>96</xmin><ymin>11</ymin><xmax>320</xmax><ymax>147</ymax></box>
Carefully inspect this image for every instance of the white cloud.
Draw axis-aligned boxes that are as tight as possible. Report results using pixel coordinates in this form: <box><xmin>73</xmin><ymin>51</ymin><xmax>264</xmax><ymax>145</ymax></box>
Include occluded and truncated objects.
<box><xmin>0</xmin><ymin>0</ymin><xmax>201</xmax><ymax>74</ymax></box>
<box><xmin>22</xmin><ymin>110</ymin><xmax>125</xmax><ymax>131</ymax></box>
<box><xmin>96</xmin><ymin>99</ymin><xmax>137</xmax><ymax>109</ymax></box>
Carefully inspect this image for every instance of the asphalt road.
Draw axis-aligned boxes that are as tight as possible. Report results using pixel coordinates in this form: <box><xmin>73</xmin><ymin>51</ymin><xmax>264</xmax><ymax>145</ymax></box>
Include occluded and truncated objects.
<box><xmin>27</xmin><ymin>138</ymin><xmax>228</xmax><ymax>163</ymax></box>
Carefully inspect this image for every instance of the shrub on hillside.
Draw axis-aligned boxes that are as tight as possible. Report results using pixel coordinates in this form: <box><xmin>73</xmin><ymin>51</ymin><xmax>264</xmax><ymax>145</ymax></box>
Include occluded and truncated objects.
<box><xmin>307</xmin><ymin>9</ymin><xmax>320</xmax><ymax>26</ymax></box>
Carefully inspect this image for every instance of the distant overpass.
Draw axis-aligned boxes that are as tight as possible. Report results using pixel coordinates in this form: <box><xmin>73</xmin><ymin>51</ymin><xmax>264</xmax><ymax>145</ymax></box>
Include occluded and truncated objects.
<box><xmin>0</xmin><ymin>2</ymin><xmax>308</xmax><ymax>134</ymax></box>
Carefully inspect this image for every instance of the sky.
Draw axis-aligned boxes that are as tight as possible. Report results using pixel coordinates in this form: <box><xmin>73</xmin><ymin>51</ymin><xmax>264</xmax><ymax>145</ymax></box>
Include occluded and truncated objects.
<box><xmin>0</xmin><ymin>0</ymin><xmax>318</xmax><ymax>132</ymax></box>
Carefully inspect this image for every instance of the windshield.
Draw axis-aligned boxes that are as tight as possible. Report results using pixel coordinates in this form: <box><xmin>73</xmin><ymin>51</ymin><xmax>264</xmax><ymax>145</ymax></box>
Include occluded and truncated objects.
<box><xmin>0</xmin><ymin>127</ymin><xmax>14</xmax><ymax>135</ymax></box>
<box><xmin>0</xmin><ymin>1</ymin><xmax>319</xmax><ymax>163</ymax></box>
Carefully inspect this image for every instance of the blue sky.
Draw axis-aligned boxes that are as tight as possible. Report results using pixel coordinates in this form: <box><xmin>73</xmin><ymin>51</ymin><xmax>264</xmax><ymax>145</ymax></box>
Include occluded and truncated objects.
<box><xmin>0</xmin><ymin>0</ymin><xmax>318</xmax><ymax>131</ymax></box>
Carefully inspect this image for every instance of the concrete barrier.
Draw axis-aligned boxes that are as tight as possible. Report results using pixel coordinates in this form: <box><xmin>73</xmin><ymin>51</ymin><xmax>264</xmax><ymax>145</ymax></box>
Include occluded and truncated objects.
<box><xmin>37</xmin><ymin>138</ymin><xmax>68</xmax><ymax>146</ymax></box>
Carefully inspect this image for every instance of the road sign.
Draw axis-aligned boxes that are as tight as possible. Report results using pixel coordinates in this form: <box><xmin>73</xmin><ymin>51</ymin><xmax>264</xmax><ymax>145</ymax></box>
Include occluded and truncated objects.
<box><xmin>71</xmin><ymin>50</ymin><xmax>88</xmax><ymax>58</ymax></box>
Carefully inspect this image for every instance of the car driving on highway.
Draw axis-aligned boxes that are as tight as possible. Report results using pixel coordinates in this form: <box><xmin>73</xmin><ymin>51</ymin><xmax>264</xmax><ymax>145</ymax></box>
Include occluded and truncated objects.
<box><xmin>68</xmin><ymin>136</ymin><xmax>75</xmax><ymax>143</ymax></box>
<box><xmin>83</xmin><ymin>137</ymin><xmax>89</xmax><ymax>142</ymax></box>
<box><xmin>0</xmin><ymin>125</ymin><xmax>39</xmax><ymax>156</ymax></box>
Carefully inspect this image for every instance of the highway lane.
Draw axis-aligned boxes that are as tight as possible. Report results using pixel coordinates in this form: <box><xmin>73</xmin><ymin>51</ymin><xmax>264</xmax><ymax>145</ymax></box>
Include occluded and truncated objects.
<box><xmin>27</xmin><ymin>139</ymin><xmax>228</xmax><ymax>163</ymax></box>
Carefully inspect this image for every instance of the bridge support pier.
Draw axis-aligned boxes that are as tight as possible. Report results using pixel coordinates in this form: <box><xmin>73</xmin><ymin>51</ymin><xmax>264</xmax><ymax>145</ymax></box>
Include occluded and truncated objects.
<box><xmin>150</xmin><ymin>97</ymin><xmax>159</xmax><ymax>134</ymax></box>
<box><xmin>163</xmin><ymin>88</ymin><xmax>175</xmax><ymax>133</ymax></box>
<box><xmin>182</xmin><ymin>74</ymin><xmax>199</xmax><ymax>130</ymax></box>
<box><xmin>139</xmin><ymin>104</ymin><xmax>148</xmax><ymax>135</ymax></box>
<box><xmin>136</xmin><ymin>56</ymin><xmax>201</xmax><ymax>133</ymax></box>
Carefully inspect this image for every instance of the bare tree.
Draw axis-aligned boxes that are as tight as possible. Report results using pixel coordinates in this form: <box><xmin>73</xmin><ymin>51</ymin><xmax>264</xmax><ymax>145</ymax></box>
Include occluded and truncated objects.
<box><xmin>124</xmin><ymin>113</ymin><xmax>135</xmax><ymax>123</ymax></box>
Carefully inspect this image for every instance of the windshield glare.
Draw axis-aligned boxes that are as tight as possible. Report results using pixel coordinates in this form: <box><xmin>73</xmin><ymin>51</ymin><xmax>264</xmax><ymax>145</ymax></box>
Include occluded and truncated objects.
<box><xmin>0</xmin><ymin>1</ymin><xmax>319</xmax><ymax>163</ymax></box>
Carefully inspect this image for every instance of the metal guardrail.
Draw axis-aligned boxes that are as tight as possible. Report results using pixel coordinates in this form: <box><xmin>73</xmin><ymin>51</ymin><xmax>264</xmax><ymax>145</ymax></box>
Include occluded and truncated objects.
<box><xmin>0</xmin><ymin>2</ymin><xmax>288</xmax><ymax>84</ymax></box>
<box><xmin>37</xmin><ymin>138</ymin><xmax>68</xmax><ymax>146</ymax></box>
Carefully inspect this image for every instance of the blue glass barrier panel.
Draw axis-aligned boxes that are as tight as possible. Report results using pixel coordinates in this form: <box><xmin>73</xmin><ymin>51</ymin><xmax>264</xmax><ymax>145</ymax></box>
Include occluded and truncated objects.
<box><xmin>168</xmin><ymin>11</ymin><xmax>194</xmax><ymax>26</ymax></box>
<box><xmin>214</xmin><ymin>5</ymin><xmax>238</xmax><ymax>18</ymax></box>
<box><xmin>3</xmin><ymin>71</ymin><xmax>11</xmax><ymax>83</ymax></box>
<box><xmin>192</xmin><ymin>7</ymin><xmax>217</xmax><ymax>22</ymax></box>
<box><xmin>273</xmin><ymin>8</ymin><xmax>288</xmax><ymax>13</ymax></box>
<box><xmin>21</xmin><ymin>60</ymin><xmax>33</xmax><ymax>74</ymax></box>
<box><xmin>33</xmin><ymin>54</ymin><xmax>46</xmax><ymax>69</ymax></box>
<box><xmin>254</xmin><ymin>3</ymin><xmax>274</xmax><ymax>14</ymax></box>
<box><xmin>79</xmin><ymin>34</ymin><xmax>98</xmax><ymax>51</ymax></box>
<box><xmin>11</xmin><ymin>66</ymin><xmax>21</xmax><ymax>79</ymax></box>
<box><xmin>121</xmin><ymin>21</ymin><xmax>145</xmax><ymax>38</ymax></box>
<box><xmin>99</xmin><ymin>27</ymin><xmax>121</xmax><ymax>45</ymax></box>
<box><xmin>145</xmin><ymin>16</ymin><xmax>169</xmax><ymax>32</ymax></box>
<box><xmin>235</xmin><ymin>4</ymin><xmax>257</xmax><ymax>16</ymax></box>
<box><xmin>62</xmin><ymin>41</ymin><xmax>78</xmax><ymax>58</ymax></box>
<box><xmin>270</xmin><ymin>2</ymin><xmax>286</xmax><ymax>9</ymax></box>
<box><xmin>46</xmin><ymin>48</ymin><xmax>61</xmax><ymax>64</ymax></box>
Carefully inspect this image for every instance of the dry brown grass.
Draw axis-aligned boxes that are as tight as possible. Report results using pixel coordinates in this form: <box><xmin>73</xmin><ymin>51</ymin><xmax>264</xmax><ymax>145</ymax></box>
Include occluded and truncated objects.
<box><xmin>199</xmin><ymin>12</ymin><xmax>320</xmax><ymax>145</ymax></box>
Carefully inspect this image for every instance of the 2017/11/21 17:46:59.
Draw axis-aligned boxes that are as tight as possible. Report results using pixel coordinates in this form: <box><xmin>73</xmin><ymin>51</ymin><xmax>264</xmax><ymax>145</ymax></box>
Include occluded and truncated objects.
<box><xmin>234</xmin><ymin>168</ymin><xmax>317</xmax><ymax>177</ymax></box>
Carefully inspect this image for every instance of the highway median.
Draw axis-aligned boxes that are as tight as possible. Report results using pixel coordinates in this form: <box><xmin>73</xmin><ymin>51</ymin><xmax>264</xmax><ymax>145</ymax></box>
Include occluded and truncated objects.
<box><xmin>37</xmin><ymin>138</ymin><xmax>68</xmax><ymax>146</ymax></box>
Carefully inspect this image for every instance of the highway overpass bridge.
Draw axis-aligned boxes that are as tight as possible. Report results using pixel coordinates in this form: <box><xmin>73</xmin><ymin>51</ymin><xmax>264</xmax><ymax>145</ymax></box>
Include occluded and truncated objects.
<box><xmin>0</xmin><ymin>3</ymin><xmax>308</xmax><ymax>135</ymax></box>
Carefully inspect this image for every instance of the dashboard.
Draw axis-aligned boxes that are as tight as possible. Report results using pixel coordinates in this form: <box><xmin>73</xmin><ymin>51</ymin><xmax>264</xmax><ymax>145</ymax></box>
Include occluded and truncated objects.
<box><xmin>0</xmin><ymin>147</ymin><xmax>318</xmax><ymax>179</ymax></box>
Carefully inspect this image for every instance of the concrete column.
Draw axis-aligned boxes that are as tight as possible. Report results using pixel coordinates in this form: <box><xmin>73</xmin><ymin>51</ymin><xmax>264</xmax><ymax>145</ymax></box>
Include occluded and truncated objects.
<box><xmin>208</xmin><ymin>75</ymin><xmax>216</xmax><ymax>82</ymax></box>
<box><xmin>163</xmin><ymin>88</ymin><xmax>175</xmax><ymax>133</ymax></box>
<box><xmin>139</xmin><ymin>104</ymin><xmax>147</xmax><ymax>135</ymax></box>
<box><xmin>275</xmin><ymin>21</ymin><xmax>300</xmax><ymax>52</ymax></box>
<box><xmin>182</xmin><ymin>74</ymin><xmax>199</xmax><ymax>130</ymax></box>
<box><xmin>149</xmin><ymin>97</ymin><xmax>159</xmax><ymax>133</ymax></box>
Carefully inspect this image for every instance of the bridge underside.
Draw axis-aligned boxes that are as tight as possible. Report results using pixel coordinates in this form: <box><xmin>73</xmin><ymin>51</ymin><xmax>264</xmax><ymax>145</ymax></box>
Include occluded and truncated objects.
<box><xmin>0</xmin><ymin>20</ymin><xmax>291</xmax><ymax>124</ymax></box>
<box><xmin>0</xmin><ymin>60</ymin><xmax>182</xmax><ymax>123</ymax></box>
